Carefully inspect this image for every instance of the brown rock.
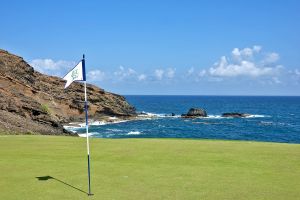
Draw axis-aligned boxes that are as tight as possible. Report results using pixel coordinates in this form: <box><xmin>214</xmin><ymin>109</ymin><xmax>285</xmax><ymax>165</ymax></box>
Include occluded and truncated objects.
<box><xmin>0</xmin><ymin>49</ymin><xmax>136</xmax><ymax>135</ymax></box>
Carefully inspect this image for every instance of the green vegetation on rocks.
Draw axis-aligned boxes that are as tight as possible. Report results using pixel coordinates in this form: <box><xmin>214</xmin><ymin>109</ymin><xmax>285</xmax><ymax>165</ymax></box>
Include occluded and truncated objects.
<box><xmin>41</xmin><ymin>104</ymin><xmax>51</xmax><ymax>114</ymax></box>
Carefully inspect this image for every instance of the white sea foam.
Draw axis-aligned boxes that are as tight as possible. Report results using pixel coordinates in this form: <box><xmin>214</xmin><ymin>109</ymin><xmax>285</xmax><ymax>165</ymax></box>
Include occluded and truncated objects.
<box><xmin>77</xmin><ymin>123</ymin><xmax>86</xmax><ymax>127</ymax></box>
<box><xmin>107</xmin><ymin>128</ymin><xmax>123</xmax><ymax>132</ymax></box>
<box><xmin>206</xmin><ymin>114</ymin><xmax>269</xmax><ymax>119</ymax></box>
<box><xmin>64</xmin><ymin>119</ymin><xmax>129</xmax><ymax>133</ymax></box>
<box><xmin>138</xmin><ymin>111</ymin><xmax>180</xmax><ymax>118</ymax></box>
<box><xmin>200</xmin><ymin>114</ymin><xmax>270</xmax><ymax>119</ymax></box>
<box><xmin>206</xmin><ymin>115</ymin><xmax>224</xmax><ymax>119</ymax></box>
<box><xmin>138</xmin><ymin>112</ymin><xmax>165</xmax><ymax>117</ymax></box>
<box><xmin>138</xmin><ymin>112</ymin><xmax>270</xmax><ymax>119</ymax></box>
<box><xmin>90</xmin><ymin>121</ymin><xmax>107</xmax><ymax>126</ymax></box>
<box><xmin>127</xmin><ymin>131</ymin><xmax>142</xmax><ymax>135</ymax></box>
<box><xmin>63</xmin><ymin>125</ymin><xmax>83</xmax><ymax>132</ymax></box>
<box><xmin>63</xmin><ymin>125</ymin><xmax>78</xmax><ymax>130</ymax></box>
<box><xmin>259</xmin><ymin>121</ymin><xmax>274</xmax><ymax>125</ymax></box>
<box><xmin>78</xmin><ymin>132</ymin><xmax>98</xmax><ymax>137</ymax></box>
<box><xmin>245</xmin><ymin>114</ymin><xmax>270</xmax><ymax>118</ymax></box>
<box><xmin>138</xmin><ymin>117</ymin><xmax>153</xmax><ymax>120</ymax></box>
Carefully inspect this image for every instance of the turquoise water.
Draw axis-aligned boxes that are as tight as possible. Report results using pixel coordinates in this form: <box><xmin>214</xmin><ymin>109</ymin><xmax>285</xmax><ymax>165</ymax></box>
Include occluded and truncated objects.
<box><xmin>76</xmin><ymin>96</ymin><xmax>300</xmax><ymax>143</ymax></box>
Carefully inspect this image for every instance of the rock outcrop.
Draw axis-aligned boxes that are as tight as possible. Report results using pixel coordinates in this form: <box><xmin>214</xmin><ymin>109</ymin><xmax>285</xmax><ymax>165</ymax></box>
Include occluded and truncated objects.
<box><xmin>181</xmin><ymin>108</ymin><xmax>207</xmax><ymax>118</ymax></box>
<box><xmin>0</xmin><ymin>49</ymin><xmax>136</xmax><ymax>135</ymax></box>
<box><xmin>222</xmin><ymin>113</ymin><xmax>250</xmax><ymax>118</ymax></box>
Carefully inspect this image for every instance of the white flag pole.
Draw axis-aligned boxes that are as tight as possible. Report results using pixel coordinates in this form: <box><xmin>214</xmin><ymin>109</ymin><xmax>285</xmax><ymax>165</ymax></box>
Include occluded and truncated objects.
<box><xmin>83</xmin><ymin>54</ymin><xmax>93</xmax><ymax>196</ymax></box>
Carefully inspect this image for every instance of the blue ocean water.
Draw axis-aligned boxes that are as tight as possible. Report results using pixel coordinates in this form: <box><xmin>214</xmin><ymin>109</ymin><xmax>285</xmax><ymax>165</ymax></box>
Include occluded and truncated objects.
<box><xmin>76</xmin><ymin>96</ymin><xmax>300</xmax><ymax>143</ymax></box>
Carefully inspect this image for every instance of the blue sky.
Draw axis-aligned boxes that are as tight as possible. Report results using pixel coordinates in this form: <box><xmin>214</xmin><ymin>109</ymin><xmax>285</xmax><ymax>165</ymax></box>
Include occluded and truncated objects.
<box><xmin>1</xmin><ymin>0</ymin><xmax>300</xmax><ymax>95</ymax></box>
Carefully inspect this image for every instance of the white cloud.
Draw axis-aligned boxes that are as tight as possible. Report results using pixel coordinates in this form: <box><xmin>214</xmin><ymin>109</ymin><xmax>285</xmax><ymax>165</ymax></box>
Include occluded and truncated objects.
<box><xmin>272</xmin><ymin>77</ymin><xmax>281</xmax><ymax>84</ymax></box>
<box><xmin>185</xmin><ymin>67</ymin><xmax>206</xmax><ymax>82</ymax></box>
<box><xmin>187</xmin><ymin>67</ymin><xmax>194</xmax><ymax>75</ymax></box>
<box><xmin>87</xmin><ymin>70</ymin><xmax>105</xmax><ymax>81</ymax></box>
<box><xmin>154</xmin><ymin>69</ymin><xmax>164</xmax><ymax>80</ymax></box>
<box><xmin>114</xmin><ymin>66</ymin><xmax>137</xmax><ymax>80</ymax></box>
<box><xmin>153</xmin><ymin>68</ymin><xmax>175</xmax><ymax>80</ymax></box>
<box><xmin>240</xmin><ymin>48</ymin><xmax>253</xmax><ymax>57</ymax></box>
<box><xmin>232</xmin><ymin>48</ymin><xmax>241</xmax><ymax>59</ymax></box>
<box><xmin>295</xmin><ymin>69</ymin><xmax>300</xmax><ymax>76</ymax></box>
<box><xmin>30</xmin><ymin>45</ymin><xmax>288</xmax><ymax>90</ymax></box>
<box><xmin>112</xmin><ymin>66</ymin><xmax>149</xmax><ymax>82</ymax></box>
<box><xmin>209</xmin><ymin>46</ymin><xmax>282</xmax><ymax>78</ymax></box>
<box><xmin>231</xmin><ymin>45</ymin><xmax>261</xmax><ymax>61</ymax></box>
<box><xmin>138</xmin><ymin>74</ymin><xmax>147</xmax><ymax>81</ymax></box>
<box><xmin>210</xmin><ymin>59</ymin><xmax>274</xmax><ymax>77</ymax></box>
<box><xmin>128</xmin><ymin>68</ymin><xmax>136</xmax><ymax>75</ymax></box>
<box><xmin>198</xmin><ymin>69</ymin><xmax>206</xmax><ymax>77</ymax></box>
<box><xmin>30</xmin><ymin>59</ymin><xmax>75</xmax><ymax>76</ymax></box>
<box><xmin>263</xmin><ymin>52</ymin><xmax>279</xmax><ymax>64</ymax></box>
<box><xmin>253</xmin><ymin>45</ymin><xmax>262</xmax><ymax>53</ymax></box>
<box><xmin>166</xmin><ymin>68</ymin><xmax>176</xmax><ymax>78</ymax></box>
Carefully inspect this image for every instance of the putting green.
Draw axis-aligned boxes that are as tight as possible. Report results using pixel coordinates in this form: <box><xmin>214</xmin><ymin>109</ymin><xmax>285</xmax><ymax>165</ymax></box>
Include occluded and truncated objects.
<box><xmin>0</xmin><ymin>135</ymin><xmax>299</xmax><ymax>199</ymax></box>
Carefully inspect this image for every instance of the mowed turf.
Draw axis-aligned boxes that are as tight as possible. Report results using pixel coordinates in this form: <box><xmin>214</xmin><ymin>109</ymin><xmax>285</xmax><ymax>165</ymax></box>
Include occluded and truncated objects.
<box><xmin>0</xmin><ymin>136</ymin><xmax>299</xmax><ymax>200</ymax></box>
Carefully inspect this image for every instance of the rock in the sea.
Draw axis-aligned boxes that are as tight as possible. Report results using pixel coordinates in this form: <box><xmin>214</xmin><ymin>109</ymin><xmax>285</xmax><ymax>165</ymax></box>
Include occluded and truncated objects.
<box><xmin>0</xmin><ymin>49</ymin><xmax>136</xmax><ymax>135</ymax></box>
<box><xmin>182</xmin><ymin>108</ymin><xmax>207</xmax><ymax>118</ymax></box>
<box><xmin>222</xmin><ymin>113</ymin><xmax>250</xmax><ymax>118</ymax></box>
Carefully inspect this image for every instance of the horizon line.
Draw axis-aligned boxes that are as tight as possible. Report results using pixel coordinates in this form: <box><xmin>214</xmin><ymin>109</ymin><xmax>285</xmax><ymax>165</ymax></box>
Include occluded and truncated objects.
<box><xmin>121</xmin><ymin>94</ymin><xmax>300</xmax><ymax>97</ymax></box>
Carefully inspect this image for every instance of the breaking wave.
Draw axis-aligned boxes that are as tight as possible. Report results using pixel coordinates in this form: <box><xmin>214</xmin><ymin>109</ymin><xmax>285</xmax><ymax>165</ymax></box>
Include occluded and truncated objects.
<box><xmin>63</xmin><ymin>119</ymin><xmax>129</xmax><ymax>133</ymax></box>
<box><xmin>127</xmin><ymin>131</ymin><xmax>142</xmax><ymax>135</ymax></box>
<box><xmin>78</xmin><ymin>132</ymin><xmax>98</xmax><ymax>137</ymax></box>
<box><xmin>137</xmin><ymin>112</ymin><xmax>270</xmax><ymax>119</ymax></box>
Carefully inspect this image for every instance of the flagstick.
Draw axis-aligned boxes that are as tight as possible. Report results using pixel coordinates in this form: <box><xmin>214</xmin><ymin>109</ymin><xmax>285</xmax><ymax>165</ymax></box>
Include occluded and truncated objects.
<box><xmin>83</xmin><ymin>56</ymin><xmax>93</xmax><ymax>196</ymax></box>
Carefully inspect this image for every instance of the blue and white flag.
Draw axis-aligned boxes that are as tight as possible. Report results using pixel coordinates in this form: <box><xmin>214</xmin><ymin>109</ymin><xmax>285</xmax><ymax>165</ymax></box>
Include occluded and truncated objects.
<box><xmin>63</xmin><ymin>60</ymin><xmax>86</xmax><ymax>88</ymax></box>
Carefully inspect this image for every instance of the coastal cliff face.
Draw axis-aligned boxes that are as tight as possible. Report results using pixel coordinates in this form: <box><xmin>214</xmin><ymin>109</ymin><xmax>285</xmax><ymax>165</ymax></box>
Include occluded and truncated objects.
<box><xmin>0</xmin><ymin>49</ymin><xmax>136</xmax><ymax>135</ymax></box>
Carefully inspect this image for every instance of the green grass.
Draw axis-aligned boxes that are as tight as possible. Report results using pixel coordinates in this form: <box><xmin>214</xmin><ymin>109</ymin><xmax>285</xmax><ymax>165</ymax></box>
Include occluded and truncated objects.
<box><xmin>0</xmin><ymin>136</ymin><xmax>299</xmax><ymax>200</ymax></box>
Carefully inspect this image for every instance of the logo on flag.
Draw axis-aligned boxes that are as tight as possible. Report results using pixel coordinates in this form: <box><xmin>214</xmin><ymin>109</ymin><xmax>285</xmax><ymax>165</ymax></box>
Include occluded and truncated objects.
<box><xmin>63</xmin><ymin>60</ymin><xmax>85</xmax><ymax>88</ymax></box>
<box><xmin>71</xmin><ymin>69</ymin><xmax>79</xmax><ymax>81</ymax></box>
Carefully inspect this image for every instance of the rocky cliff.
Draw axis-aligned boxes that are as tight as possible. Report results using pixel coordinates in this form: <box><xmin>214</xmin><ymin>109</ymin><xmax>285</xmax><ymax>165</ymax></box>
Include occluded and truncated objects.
<box><xmin>0</xmin><ymin>49</ymin><xmax>136</xmax><ymax>135</ymax></box>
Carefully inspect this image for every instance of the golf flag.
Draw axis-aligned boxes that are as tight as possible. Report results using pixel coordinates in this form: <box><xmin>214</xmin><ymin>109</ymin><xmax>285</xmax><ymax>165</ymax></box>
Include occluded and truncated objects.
<box><xmin>63</xmin><ymin>60</ymin><xmax>86</xmax><ymax>88</ymax></box>
<box><xmin>62</xmin><ymin>55</ymin><xmax>93</xmax><ymax>195</ymax></box>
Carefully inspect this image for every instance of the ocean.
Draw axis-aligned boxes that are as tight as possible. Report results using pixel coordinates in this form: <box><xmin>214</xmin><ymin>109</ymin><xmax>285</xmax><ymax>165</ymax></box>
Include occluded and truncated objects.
<box><xmin>71</xmin><ymin>96</ymin><xmax>300</xmax><ymax>143</ymax></box>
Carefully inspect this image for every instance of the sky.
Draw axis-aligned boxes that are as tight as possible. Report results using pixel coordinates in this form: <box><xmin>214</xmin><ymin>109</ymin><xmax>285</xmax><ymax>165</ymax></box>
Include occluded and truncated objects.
<box><xmin>1</xmin><ymin>0</ymin><xmax>300</xmax><ymax>95</ymax></box>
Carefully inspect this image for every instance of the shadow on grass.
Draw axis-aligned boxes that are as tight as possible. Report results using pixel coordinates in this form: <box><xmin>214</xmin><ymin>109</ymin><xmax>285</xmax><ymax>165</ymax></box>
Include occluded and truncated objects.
<box><xmin>36</xmin><ymin>176</ymin><xmax>88</xmax><ymax>195</ymax></box>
